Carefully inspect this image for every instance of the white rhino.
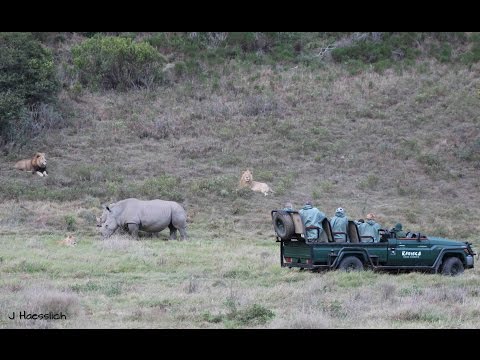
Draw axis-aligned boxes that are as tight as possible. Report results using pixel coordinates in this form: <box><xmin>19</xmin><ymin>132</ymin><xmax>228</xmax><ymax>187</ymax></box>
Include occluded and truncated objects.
<box><xmin>99</xmin><ymin>198</ymin><xmax>187</xmax><ymax>240</ymax></box>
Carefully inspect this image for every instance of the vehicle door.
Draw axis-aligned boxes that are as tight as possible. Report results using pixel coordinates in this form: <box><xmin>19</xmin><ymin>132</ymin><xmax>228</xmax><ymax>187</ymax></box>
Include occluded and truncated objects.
<box><xmin>387</xmin><ymin>234</ymin><xmax>434</xmax><ymax>266</ymax></box>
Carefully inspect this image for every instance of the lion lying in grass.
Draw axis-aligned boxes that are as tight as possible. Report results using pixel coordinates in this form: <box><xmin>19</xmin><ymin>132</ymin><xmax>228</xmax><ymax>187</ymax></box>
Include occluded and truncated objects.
<box><xmin>14</xmin><ymin>152</ymin><xmax>48</xmax><ymax>177</ymax></box>
<box><xmin>239</xmin><ymin>169</ymin><xmax>274</xmax><ymax>196</ymax></box>
<box><xmin>58</xmin><ymin>235</ymin><xmax>77</xmax><ymax>247</ymax></box>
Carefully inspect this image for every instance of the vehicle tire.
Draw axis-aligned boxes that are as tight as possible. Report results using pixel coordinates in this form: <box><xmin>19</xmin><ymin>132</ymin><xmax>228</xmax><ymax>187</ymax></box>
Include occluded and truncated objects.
<box><xmin>273</xmin><ymin>211</ymin><xmax>295</xmax><ymax>240</ymax></box>
<box><xmin>338</xmin><ymin>256</ymin><xmax>364</xmax><ymax>272</ymax></box>
<box><xmin>441</xmin><ymin>257</ymin><xmax>464</xmax><ymax>276</ymax></box>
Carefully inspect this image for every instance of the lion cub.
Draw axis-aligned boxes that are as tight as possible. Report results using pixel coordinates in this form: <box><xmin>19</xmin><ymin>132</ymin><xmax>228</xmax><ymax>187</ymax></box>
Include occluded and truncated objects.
<box><xmin>58</xmin><ymin>235</ymin><xmax>77</xmax><ymax>247</ymax></box>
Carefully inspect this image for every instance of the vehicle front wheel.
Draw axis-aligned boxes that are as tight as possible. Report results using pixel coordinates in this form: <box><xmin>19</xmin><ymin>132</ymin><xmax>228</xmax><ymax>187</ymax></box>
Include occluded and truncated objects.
<box><xmin>441</xmin><ymin>257</ymin><xmax>464</xmax><ymax>276</ymax></box>
<box><xmin>338</xmin><ymin>256</ymin><xmax>364</xmax><ymax>272</ymax></box>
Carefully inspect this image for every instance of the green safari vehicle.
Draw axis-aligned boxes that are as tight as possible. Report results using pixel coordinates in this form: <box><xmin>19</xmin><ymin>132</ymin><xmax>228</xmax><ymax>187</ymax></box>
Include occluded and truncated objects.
<box><xmin>271</xmin><ymin>210</ymin><xmax>476</xmax><ymax>276</ymax></box>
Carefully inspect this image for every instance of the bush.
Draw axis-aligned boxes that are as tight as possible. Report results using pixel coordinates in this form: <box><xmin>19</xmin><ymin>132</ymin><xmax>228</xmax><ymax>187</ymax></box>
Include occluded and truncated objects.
<box><xmin>65</xmin><ymin>215</ymin><xmax>77</xmax><ymax>232</ymax></box>
<box><xmin>417</xmin><ymin>153</ymin><xmax>444</xmax><ymax>176</ymax></box>
<box><xmin>0</xmin><ymin>32</ymin><xmax>60</xmax><ymax>143</ymax></box>
<box><xmin>202</xmin><ymin>302</ymin><xmax>275</xmax><ymax>326</ymax></box>
<box><xmin>72</xmin><ymin>35</ymin><xmax>167</xmax><ymax>91</ymax></box>
<box><xmin>234</xmin><ymin>304</ymin><xmax>275</xmax><ymax>325</ymax></box>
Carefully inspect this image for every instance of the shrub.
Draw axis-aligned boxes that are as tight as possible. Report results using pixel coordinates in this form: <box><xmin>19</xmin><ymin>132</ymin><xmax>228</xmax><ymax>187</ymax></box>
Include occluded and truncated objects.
<box><xmin>203</xmin><ymin>303</ymin><xmax>275</xmax><ymax>326</ymax></box>
<box><xmin>0</xmin><ymin>32</ymin><xmax>60</xmax><ymax>143</ymax></box>
<box><xmin>417</xmin><ymin>153</ymin><xmax>444</xmax><ymax>176</ymax></box>
<box><xmin>72</xmin><ymin>35</ymin><xmax>167</xmax><ymax>91</ymax></box>
<box><xmin>234</xmin><ymin>304</ymin><xmax>275</xmax><ymax>325</ymax></box>
<box><xmin>65</xmin><ymin>215</ymin><xmax>77</xmax><ymax>232</ymax></box>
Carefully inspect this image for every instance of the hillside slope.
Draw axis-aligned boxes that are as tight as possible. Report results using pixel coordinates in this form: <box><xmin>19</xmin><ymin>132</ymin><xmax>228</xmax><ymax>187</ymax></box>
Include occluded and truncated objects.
<box><xmin>2</xmin><ymin>33</ymin><xmax>479</xmax><ymax>239</ymax></box>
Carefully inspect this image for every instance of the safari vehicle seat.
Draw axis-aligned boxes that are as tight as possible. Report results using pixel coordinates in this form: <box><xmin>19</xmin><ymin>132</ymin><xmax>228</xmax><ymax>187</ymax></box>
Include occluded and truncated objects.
<box><xmin>345</xmin><ymin>220</ymin><xmax>376</xmax><ymax>243</ymax></box>
<box><xmin>347</xmin><ymin>220</ymin><xmax>360</xmax><ymax>243</ymax></box>
<box><xmin>305</xmin><ymin>217</ymin><xmax>333</xmax><ymax>243</ymax></box>
<box><xmin>332</xmin><ymin>220</ymin><xmax>361</xmax><ymax>243</ymax></box>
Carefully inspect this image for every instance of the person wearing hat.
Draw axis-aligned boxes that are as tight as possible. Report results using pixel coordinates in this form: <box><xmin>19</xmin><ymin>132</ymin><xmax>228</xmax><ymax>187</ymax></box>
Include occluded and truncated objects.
<box><xmin>391</xmin><ymin>223</ymin><xmax>406</xmax><ymax>238</ymax></box>
<box><xmin>299</xmin><ymin>199</ymin><xmax>326</xmax><ymax>240</ymax></box>
<box><xmin>358</xmin><ymin>213</ymin><xmax>381</xmax><ymax>242</ymax></box>
<box><xmin>330</xmin><ymin>207</ymin><xmax>349</xmax><ymax>242</ymax></box>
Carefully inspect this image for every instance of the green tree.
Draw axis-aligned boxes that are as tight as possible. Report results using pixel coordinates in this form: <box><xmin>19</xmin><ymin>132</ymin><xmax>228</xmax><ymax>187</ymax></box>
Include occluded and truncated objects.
<box><xmin>0</xmin><ymin>32</ymin><xmax>59</xmax><ymax>142</ymax></box>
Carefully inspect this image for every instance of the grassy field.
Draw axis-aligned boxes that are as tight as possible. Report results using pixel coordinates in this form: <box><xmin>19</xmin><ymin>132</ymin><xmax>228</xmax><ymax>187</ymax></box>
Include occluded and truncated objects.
<box><xmin>1</xmin><ymin>230</ymin><xmax>479</xmax><ymax>329</ymax></box>
<box><xmin>1</xmin><ymin>33</ymin><xmax>480</xmax><ymax>328</ymax></box>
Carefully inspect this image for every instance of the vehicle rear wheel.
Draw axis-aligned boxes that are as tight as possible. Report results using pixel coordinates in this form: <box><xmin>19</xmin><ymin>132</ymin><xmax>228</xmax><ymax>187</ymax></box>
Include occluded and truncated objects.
<box><xmin>441</xmin><ymin>257</ymin><xmax>464</xmax><ymax>276</ymax></box>
<box><xmin>338</xmin><ymin>256</ymin><xmax>364</xmax><ymax>272</ymax></box>
<box><xmin>273</xmin><ymin>211</ymin><xmax>295</xmax><ymax>240</ymax></box>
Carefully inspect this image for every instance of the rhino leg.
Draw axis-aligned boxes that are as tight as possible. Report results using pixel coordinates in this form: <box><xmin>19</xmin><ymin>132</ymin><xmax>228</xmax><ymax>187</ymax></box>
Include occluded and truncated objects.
<box><xmin>168</xmin><ymin>224</ymin><xmax>177</xmax><ymax>240</ymax></box>
<box><xmin>127</xmin><ymin>223</ymin><xmax>140</xmax><ymax>240</ymax></box>
<box><xmin>179</xmin><ymin>227</ymin><xmax>188</xmax><ymax>241</ymax></box>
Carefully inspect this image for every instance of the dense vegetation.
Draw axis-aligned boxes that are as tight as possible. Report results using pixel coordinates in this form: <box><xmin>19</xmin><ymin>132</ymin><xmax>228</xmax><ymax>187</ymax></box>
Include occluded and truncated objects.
<box><xmin>0</xmin><ymin>32</ymin><xmax>60</xmax><ymax>145</ymax></box>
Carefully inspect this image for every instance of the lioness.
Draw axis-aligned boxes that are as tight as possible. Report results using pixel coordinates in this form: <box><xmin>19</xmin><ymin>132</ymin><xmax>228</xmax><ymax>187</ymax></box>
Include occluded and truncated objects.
<box><xmin>239</xmin><ymin>169</ymin><xmax>274</xmax><ymax>196</ymax></box>
<box><xmin>58</xmin><ymin>235</ymin><xmax>77</xmax><ymax>247</ymax></box>
<box><xmin>14</xmin><ymin>152</ymin><xmax>48</xmax><ymax>177</ymax></box>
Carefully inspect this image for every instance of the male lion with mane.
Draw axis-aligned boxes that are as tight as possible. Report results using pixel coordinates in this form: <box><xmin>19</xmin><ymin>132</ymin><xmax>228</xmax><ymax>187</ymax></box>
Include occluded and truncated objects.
<box><xmin>14</xmin><ymin>152</ymin><xmax>48</xmax><ymax>177</ymax></box>
<box><xmin>239</xmin><ymin>169</ymin><xmax>274</xmax><ymax>196</ymax></box>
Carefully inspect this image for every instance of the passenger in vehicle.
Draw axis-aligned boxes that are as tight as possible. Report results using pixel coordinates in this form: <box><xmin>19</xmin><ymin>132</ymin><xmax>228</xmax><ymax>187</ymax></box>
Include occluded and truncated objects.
<box><xmin>358</xmin><ymin>213</ymin><xmax>381</xmax><ymax>242</ymax></box>
<box><xmin>391</xmin><ymin>223</ymin><xmax>407</xmax><ymax>238</ymax></box>
<box><xmin>299</xmin><ymin>200</ymin><xmax>326</xmax><ymax>240</ymax></box>
<box><xmin>330</xmin><ymin>207</ymin><xmax>349</xmax><ymax>242</ymax></box>
<box><xmin>283</xmin><ymin>202</ymin><xmax>295</xmax><ymax>212</ymax></box>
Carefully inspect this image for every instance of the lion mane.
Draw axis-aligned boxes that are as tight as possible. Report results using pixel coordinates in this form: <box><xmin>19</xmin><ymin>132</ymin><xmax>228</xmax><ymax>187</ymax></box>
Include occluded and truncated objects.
<box><xmin>239</xmin><ymin>169</ymin><xmax>274</xmax><ymax>196</ymax></box>
<box><xmin>14</xmin><ymin>152</ymin><xmax>48</xmax><ymax>177</ymax></box>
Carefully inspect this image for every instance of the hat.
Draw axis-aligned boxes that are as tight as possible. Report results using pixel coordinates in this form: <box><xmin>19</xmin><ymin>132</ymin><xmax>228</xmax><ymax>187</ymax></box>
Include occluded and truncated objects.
<box><xmin>366</xmin><ymin>213</ymin><xmax>375</xmax><ymax>220</ymax></box>
<box><xmin>336</xmin><ymin>207</ymin><xmax>345</xmax><ymax>214</ymax></box>
<box><xmin>394</xmin><ymin>223</ymin><xmax>403</xmax><ymax>231</ymax></box>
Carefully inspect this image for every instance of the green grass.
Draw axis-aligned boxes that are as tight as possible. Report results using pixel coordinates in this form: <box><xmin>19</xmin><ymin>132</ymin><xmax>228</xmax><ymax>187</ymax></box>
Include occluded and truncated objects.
<box><xmin>0</xmin><ymin>230</ymin><xmax>479</xmax><ymax>329</ymax></box>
